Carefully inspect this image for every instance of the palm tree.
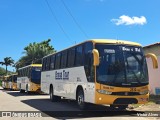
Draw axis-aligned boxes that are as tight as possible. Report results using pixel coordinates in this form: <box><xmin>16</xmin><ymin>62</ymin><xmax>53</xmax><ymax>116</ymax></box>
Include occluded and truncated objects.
<box><xmin>15</xmin><ymin>39</ymin><xmax>55</xmax><ymax>70</ymax></box>
<box><xmin>0</xmin><ymin>57</ymin><xmax>14</xmax><ymax>75</ymax></box>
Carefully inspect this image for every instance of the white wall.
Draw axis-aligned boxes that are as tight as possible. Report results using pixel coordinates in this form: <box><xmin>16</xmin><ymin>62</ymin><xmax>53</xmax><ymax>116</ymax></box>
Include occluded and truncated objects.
<box><xmin>146</xmin><ymin>56</ymin><xmax>160</xmax><ymax>95</ymax></box>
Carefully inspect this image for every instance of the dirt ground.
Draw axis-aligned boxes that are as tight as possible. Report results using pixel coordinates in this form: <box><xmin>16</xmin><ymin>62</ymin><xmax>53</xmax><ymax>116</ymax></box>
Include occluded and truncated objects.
<box><xmin>129</xmin><ymin>95</ymin><xmax>160</xmax><ymax>111</ymax></box>
<box><xmin>132</xmin><ymin>102</ymin><xmax>160</xmax><ymax>111</ymax></box>
<box><xmin>125</xmin><ymin>95</ymin><xmax>160</xmax><ymax>120</ymax></box>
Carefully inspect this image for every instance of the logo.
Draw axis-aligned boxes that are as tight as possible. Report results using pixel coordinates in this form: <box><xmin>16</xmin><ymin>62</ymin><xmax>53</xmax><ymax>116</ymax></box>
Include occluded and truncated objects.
<box><xmin>125</xmin><ymin>92</ymin><xmax>128</xmax><ymax>96</ymax></box>
<box><xmin>55</xmin><ymin>70</ymin><xmax>69</xmax><ymax>80</ymax></box>
<box><xmin>2</xmin><ymin>112</ymin><xmax>11</xmax><ymax>117</ymax></box>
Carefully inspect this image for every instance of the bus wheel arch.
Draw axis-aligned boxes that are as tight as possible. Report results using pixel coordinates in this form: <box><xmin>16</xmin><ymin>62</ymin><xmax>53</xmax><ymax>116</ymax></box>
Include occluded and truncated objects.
<box><xmin>76</xmin><ymin>85</ymin><xmax>87</xmax><ymax>110</ymax></box>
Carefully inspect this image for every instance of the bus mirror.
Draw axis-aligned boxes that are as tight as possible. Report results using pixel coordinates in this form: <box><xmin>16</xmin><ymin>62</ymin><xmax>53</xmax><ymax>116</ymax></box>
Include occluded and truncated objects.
<box><xmin>92</xmin><ymin>49</ymin><xmax>99</xmax><ymax>66</ymax></box>
<box><xmin>145</xmin><ymin>53</ymin><xmax>158</xmax><ymax>69</ymax></box>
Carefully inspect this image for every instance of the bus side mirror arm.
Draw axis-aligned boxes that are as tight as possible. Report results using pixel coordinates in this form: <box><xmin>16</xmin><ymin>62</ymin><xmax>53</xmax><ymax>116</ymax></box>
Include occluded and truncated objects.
<box><xmin>92</xmin><ymin>49</ymin><xmax>100</xmax><ymax>66</ymax></box>
<box><xmin>145</xmin><ymin>53</ymin><xmax>158</xmax><ymax>69</ymax></box>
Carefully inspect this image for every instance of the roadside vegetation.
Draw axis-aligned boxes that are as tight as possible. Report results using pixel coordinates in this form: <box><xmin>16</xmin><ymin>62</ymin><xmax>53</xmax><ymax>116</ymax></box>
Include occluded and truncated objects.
<box><xmin>0</xmin><ymin>39</ymin><xmax>55</xmax><ymax>84</ymax></box>
<box><xmin>0</xmin><ymin>57</ymin><xmax>14</xmax><ymax>75</ymax></box>
<box><xmin>0</xmin><ymin>39</ymin><xmax>55</xmax><ymax>73</ymax></box>
<box><xmin>14</xmin><ymin>39</ymin><xmax>56</xmax><ymax>70</ymax></box>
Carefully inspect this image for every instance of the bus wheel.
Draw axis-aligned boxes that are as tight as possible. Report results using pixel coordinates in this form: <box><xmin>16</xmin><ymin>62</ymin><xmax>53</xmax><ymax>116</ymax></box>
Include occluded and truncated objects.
<box><xmin>19</xmin><ymin>84</ymin><xmax>22</xmax><ymax>93</ymax></box>
<box><xmin>26</xmin><ymin>85</ymin><xmax>30</xmax><ymax>94</ymax></box>
<box><xmin>50</xmin><ymin>87</ymin><xmax>53</xmax><ymax>102</ymax></box>
<box><xmin>77</xmin><ymin>89</ymin><xmax>86</xmax><ymax>110</ymax></box>
<box><xmin>20</xmin><ymin>89</ymin><xmax>25</xmax><ymax>93</ymax></box>
<box><xmin>50</xmin><ymin>87</ymin><xmax>61</xmax><ymax>102</ymax></box>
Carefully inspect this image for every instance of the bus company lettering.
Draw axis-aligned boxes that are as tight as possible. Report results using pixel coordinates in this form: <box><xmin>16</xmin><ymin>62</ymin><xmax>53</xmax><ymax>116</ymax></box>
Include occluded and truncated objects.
<box><xmin>55</xmin><ymin>70</ymin><xmax>69</xmax><ymax>80</ymax></box>
<box><xmin>122</xmin><ymin>47</ymin><xmax>141</xmax><ymax>52</ymax></box>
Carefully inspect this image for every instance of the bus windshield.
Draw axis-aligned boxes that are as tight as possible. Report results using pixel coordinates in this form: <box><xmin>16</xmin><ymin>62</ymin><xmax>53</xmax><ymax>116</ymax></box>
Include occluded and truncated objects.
<box><xmin>13</xmin><ymin>75</ymin><xmax>17</xmax><ymax>83</ymax></box>
<box><xmin>96</xmin><ymin>44</ymin><xmax>148</xmax><ymax>87</ymax></box>
<box><xmin>31</xmin><ymin>67</ymin><xmax>41</xmax><ymax>84</ymax></box>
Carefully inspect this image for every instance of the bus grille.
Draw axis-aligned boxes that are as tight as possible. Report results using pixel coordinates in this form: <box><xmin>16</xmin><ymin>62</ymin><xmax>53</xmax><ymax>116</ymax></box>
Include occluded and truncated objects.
<box><xmin>113</xmin><ymin>98</ymin><xmax>138</xmax><ymax>104</ymax></box>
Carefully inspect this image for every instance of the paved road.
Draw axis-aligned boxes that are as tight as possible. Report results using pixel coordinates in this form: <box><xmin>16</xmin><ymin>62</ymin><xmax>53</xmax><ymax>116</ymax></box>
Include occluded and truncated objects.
<box><xmin>0</xmin><ymin>87</ymin><xmax>154</xmax><ymax>120</ymax></box>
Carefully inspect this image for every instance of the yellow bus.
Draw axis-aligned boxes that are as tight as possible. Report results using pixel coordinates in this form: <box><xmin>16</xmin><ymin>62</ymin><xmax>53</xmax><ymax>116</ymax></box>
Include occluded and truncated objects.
<box><xmin>41</xmin><ymin>39</ymin><xmax>158</xmax><ymax>110</ymax></box>
<box><xmin>17</xmin><ymin>64</ymin><xmax>42</xmax><ymax>94</ymax></box>
<box><xmin>2</xmin><ymin>75</ymin><xmax>10</xmax><ymax>89</ymax></box>
<box><xmin>8</xmin><ymin>74</ymin><xmax>18</xmax><ymax>90</ymax></box>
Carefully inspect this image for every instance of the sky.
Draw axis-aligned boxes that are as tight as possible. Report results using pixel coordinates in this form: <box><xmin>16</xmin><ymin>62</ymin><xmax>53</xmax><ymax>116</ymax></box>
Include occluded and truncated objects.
<box><xmin>0</xmin><ymin>0</ymin><xmax>160</xmax><ymax>71</ymax></box>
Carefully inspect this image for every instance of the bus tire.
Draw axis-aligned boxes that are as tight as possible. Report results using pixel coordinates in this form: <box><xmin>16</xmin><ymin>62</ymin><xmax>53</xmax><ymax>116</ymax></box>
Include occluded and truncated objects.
<box><xmin>26</xmin><ymin>85</ymin><xmax>30</xmax><ymax>94</ymax></box>
<box><xmin>19</xmin><ymin>84</ymin><xmax>22</xmax><ymax>93</ymax></box>
<box><xmin>20</xmin><ymin>89</ymin><xmax>25</xmax><ymax>93</ymax></box>
<box><xmin>20</xmin><ymin>84</ymin><xmax>25</xmax><ymax>93</ymax></box>
<box><xmin>10</xmin><ymin>86</ymin><xmax>13</xmax><ymax>91</ymax></box>
<box><xmin>50</xmin><ymin>86</ymin><xmax>61</xmax><ymax>102</ymax></box>
<box><xmin>77</xmin><ymin>89</ymin><xmax>87</xmax><ymax>110</ymax></box>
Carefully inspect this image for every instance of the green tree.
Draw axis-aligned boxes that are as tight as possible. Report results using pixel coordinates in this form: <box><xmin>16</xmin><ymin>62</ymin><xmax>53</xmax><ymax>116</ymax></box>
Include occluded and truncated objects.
<box><xmin>15</xmin><ymin>39</ymin><xmax>55</xmax><ymax>70</ymax></box>
<box><xmin>0</xmin><ymin>67</ymin><xmax>6</xmax><ymax>76</ymax></box>
<box><xmin>0</xmin><ymin>57</ymin><xmax>14</xmax><ymax>75</ymax></box>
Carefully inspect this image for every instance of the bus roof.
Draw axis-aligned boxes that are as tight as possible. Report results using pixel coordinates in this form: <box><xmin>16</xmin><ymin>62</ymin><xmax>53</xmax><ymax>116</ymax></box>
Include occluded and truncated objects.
<box><xmin>91</xmin><ymin>39</ymin><xmax>141</xmax><ymax>46</ymax></box>
<box><xmin>3</xmin><ymin>75</ymin><xmax>10</xmax><ymax>81</ymax></box>
<box><xmin>4</xmin><ymin>75</ymin><xmax>10</xmax><ymax>78</ymax></box>
<box><xmin>43</xmin><ymin>39</ymin><xmax>142</xmax><ymax>58</ymax></box>
<box><xmin>18</xmin><ymin>64</ymin><xmax>42</xmax><ymax>70</ymax></box>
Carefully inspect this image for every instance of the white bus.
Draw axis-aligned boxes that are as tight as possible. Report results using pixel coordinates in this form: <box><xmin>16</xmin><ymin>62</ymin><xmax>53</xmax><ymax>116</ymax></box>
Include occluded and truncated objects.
<box><xmin>8</xmin><ymin>74</ymin><xmax>18</xmax><ymax>90</ymax></box>
<box><xmin>17</xmin><ymin>64</ymin><xmax>42</xmax><ymax>94</ymax></box>
<box><xmin>2</xmin><ymin>75</ymin><xmax>10</xmax><ymax>89</ymax></box>
<box><xmin>41</xmin><ymin>39</ymin><xmax>158</xmax><ymax>110</ymax></box>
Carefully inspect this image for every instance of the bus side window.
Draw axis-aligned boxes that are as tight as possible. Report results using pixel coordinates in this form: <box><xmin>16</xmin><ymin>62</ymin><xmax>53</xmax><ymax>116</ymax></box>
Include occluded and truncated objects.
<box><xmin>28</xmin><ymin>67</ymin><xmax>31</xmax><ymax>77</ymax></box>
<box><xmin>24</xmin><ymin>69</ymin><xmax>26</xmax><ymax>76</ymax></box>
<box><xmin>50</xmin><ymin>55</ymin><xmax>55</xmax><ymax>70</ymax></box>
<box><xmin>75</xmin><ymin>45</ymin><xmax>83</xmax><ymax>66</ymax></box>
<box><xmin>42</xmin><ymin>58</ymin><xmax>46</xmax><ymax>71</ymax></box>
<box><xmin>55</xmin><ymin>53</ymin><xmax>61</xmax><ymax>69</ymax></box>
<box><xmin>22</xmin><ymin>69</ymin><xmax>24</xmax><ymax>77</ymax></box>
<box><xmin>27</xmin><ymin>68</ymin><xmax>29</xmax><ymax>77</ymax></box>
<box><xmin>46</xmin><ymin>57</ymin><xmax>51</xmax><ymax>70</ymax></box>
<box><xmin>61</xmin><ymin>51</ymin><xmax>67</xmax><ymax>68</ymax></box>
<box><xmin>19</xmin><ymin>70</ymin><xmax>21</xmax><ymax>77</ymax></box>
<box><xmin>67</xmin><ymin>48</ymin><xmax>76</xmax><ymax>67</ymax></box>
<box><xmin>84</xmin><ymin>42</ymin><xmax>94</xmax><ymax>82</ymax></box>
<box><xmin>18</xmin><ymin>70</ymin><xmax>20</xmax><ymax>77</ymax></box>
<box><xmin>45</xmin><ymin>58</ymin><xmax>47</xmax><ymax>70</ymax></box>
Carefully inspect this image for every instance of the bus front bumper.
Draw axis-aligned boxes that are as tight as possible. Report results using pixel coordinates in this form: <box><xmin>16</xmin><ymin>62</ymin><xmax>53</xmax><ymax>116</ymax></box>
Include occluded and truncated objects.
<box><xmin>95</xmin><ymin>92</ymin><xmax>149</xmax><ymax>105</ymax></box>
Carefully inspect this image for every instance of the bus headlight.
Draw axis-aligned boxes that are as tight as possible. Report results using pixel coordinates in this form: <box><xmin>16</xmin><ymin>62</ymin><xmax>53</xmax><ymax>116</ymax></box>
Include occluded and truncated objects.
<box><xmin>139</xmin><ymin>90</ymin><xmax>149</xmax><ymax>95</ymax></box>
<box><xmin>97</xmin><ymin>89</ymin><xmax>112</xmax><ymax>95</ymax></box>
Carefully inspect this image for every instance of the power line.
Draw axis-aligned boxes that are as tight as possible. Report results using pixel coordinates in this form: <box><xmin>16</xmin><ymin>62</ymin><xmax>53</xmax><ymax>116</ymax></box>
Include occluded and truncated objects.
<box><xmin>60</xmin><ymin>0</ymin><xmax>89</xmax><ymax>39</ymax></box>
<box><xmin>45</xmin><ymin>0</ymin><xmax>72</xmax><ymax>41</ymax></box>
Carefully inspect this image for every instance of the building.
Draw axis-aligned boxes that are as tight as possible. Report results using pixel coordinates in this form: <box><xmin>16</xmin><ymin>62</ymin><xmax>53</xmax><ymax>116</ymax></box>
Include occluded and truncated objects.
<box><xmin>143</xmin><ymin>43</ymin><xmax>160</xmax><ymax>95</ymax></box>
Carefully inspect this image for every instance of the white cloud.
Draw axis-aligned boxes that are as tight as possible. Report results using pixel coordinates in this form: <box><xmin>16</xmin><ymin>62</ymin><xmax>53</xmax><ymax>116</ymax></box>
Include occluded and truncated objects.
<box><xmin>111</xmin><ymin>15</ymin><xmax>147</xmax><ymax>26</ymax></box>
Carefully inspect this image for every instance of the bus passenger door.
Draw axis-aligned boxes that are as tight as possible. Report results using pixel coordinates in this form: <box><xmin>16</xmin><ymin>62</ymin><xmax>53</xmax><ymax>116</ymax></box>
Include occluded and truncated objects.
<box><xmin>84</xmin><ymin>51</ymin><xmax>95</xmax><ymax>103</ymax></box>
